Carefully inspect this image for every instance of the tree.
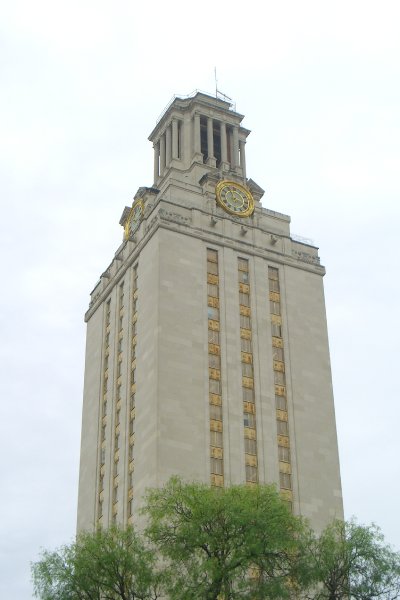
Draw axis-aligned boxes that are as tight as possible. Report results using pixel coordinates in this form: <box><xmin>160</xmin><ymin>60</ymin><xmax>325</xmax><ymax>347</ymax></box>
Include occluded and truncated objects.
<box><xmin>32</xmin><ymin>526</ymin><xmax>162</xmax><ymax>600</ymax></box>
<box><xmin>305</xmin><ymin>519</ymin><xmax>400</xmax><ymax>600</ymax></box>
<box><xmin>143</xmin><ymin>477</ymin><xmax>309</xmax><ymax>600</ymax></box>
<box><xmin>32</xmin><ymin>480</ymin><xmax>400</xmax><ymax>600</ymax></box>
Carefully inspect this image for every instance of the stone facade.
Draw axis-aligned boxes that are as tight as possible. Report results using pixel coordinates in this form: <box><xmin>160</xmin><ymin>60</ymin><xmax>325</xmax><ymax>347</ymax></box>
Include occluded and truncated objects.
<box><xmin>77</xmin><ymin>92</ymin><xmax>343</xmax><ymax>534</ymax></box>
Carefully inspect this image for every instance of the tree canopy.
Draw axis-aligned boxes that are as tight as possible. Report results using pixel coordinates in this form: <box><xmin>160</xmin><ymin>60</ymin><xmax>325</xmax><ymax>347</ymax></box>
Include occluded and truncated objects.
<box><xmin>144</xmin><ymin>477</ymin><xmax>307</xmax><ymax>599</ymax></box>
<box><xmin>32</xmin><ymin>526</ymin><xmax>161</xmax><ymax>600</ymax></box>
<box><xmin>304</xmin><ymin>519</ymin><xmax>400</xmax><ymax>600</ymax></box>
<box><xmin>32</xmin><ymin>478</ymin><xmax>400</xmax><ymax>600</ymax></box>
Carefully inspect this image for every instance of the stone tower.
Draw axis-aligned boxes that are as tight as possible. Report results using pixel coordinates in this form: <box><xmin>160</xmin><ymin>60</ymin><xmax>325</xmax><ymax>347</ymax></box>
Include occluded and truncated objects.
<box><xmin>77</xmin><ymin>91</ymin><xmax>343</xmax><ymax>532</ymax></box>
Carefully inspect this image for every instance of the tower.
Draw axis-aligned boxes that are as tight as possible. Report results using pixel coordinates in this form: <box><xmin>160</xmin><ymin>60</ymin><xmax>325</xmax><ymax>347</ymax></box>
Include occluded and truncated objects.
<box><xmin>77</xmin><ymin>92</ymin><xmax>343</xmax><ymax>533</ymax></box>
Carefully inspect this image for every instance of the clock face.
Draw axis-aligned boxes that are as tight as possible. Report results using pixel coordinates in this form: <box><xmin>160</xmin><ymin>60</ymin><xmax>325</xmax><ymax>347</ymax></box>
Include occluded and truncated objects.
<box><xmin>124</xmin><ymin>200</ymin><xmax>144</xmax><ymax>240</ymax></box>
<box><xmin>215</xmin><ymin>180</ymin><xmax>254</xmax><ymax>217</ymax></box>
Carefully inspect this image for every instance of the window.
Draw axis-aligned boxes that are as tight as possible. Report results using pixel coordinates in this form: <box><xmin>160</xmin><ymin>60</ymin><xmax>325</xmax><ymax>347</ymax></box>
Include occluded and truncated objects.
<box><xmin>238</xmin><ymin>270</ymin><xmax>249</xmax><ymax>283</ymax></box>
<box><xmin>207</xmin><ymin>261</ymin><xmax>218</xmax><ymax>275</ymax></box>
<box><xmin>239</xmin><ymin>292</ymin><xmax>250</xmax><ymax>306</ymax></box>
<box><xmin>277</xmin><ymin>420</ymin><xmax>288</xmax><ymax>436</ymax></box>
<box><xmin>246</xmin><ymin>465</ymin><xmax>258</xmax><ymax>482</ymax></box>
<box><xmin>280</xmin><ymin>472</ymin><xmax>291</xmax><ymax>489</ymax></box>
<box><xmin>209</xmin><ymin>379</ymin><xmax>221</xmax><ymax>394</ymax></box>
<box><xmin>270</xmin><ymin>301</ymin><xmax>280</xmax><ymax>315</ymax></box>
<box><xmin>269</xmin><ymin>278</ymin><xmax>280</xmax><ymax>292</ymax></box>
<box><xmin>209</xmin><ymin>354</ymin><xmax>221</xmax><ymax>369</ymax></box>
<box><xmin>245</xmin><ymin>438</ymin><xmax>257</xmax><ymax>454</ymax></box>
<box><xmin>238</xmin><ymin>258</ymin><xmax>249</xmax><ymax>271</ymax></box>
<box><xmin>207</xmin><ymin>283</ymin><xmax>219</xmax><ymax>297</ymax></box>
<box><xmin>275</xmin><ymin>395</ymin><xmax>287</xmax><ymax>411</ymax></box>
<box><xmin>240</xmin><ymin>315</ymin><xmax>251</xmax><ymax>329</ymax></box>
<box><xmin>271</xmin><ymin>322</ymin><xmax>282</xmax><ymax>337</ymax></box>
<box><xmin>242</xmin><ymin>363</ymin><xmax>253</xmax><ymax>377</ymax></box>
<box><xmin>243</xmin><ymin>413</ymin><xmax>256</xmax><ymax>428</ymax></box>
<box><xmin>210</xmin><ymin>431</ymin><xmax>223</xmax><ymax>447</ymax></box>
<box><xmin>241</xmin><ymin>338</ymin><xmax>252</xmax><ymax>352</ymax></box>
<box><xmin>273</xmin><ymin>347</ymin><xmax>284</xmax><ymax>361</ymax></box>
<box><xmin>210</xmin><ymin>458</ymin><xmax>223</xmax><ymax>475</ymax></box>
<box><xmin>278</xmin><ymin>446</ymin><xmax>290</xmax><ymax>462</ymax></box>
<box><xmin>274</xmin><ymin>371</ymin><xmax>286</xmax><ymax>385</ymax></box>
<box><xmin>210</xmin><ymin>404</ymin><xmax>222</xmax><ymax>421</ymax></box>
<box><xmin>208</xmin><ymin>329</ymin><xmax>220</xmax><ymax>344</ymax></box>
<box><xmin>208</xmin><ymin>307</ymin><xmax>219</xmax><ymax>320</ymax></box>
<box><xmin>242</xmin><ymin>388</ymin><xmax>254</xmax><ymax>402</ymax></box>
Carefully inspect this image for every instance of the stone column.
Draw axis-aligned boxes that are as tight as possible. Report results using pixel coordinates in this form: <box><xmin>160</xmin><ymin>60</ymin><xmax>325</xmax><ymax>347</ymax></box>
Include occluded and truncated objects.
<box><xmin>153</xmin><ymin>141</ymin><xmax>160</xmax><ymax>183</ymax></box>
<box><xmin>220</xmin><ymin>121</ymin><xmax>229</xmax><ymax>171</ymax></box>
<box><xmin>239</xmin><ymin>139</ymin><xmax>246</xmax><ymax>178</ymax></box>
<box><xmin>159</xmin><ymin>134</ymin><xmax>166</xmax><ymax>175</ymax></box>
<box><xmin>232</xmin><ymin>125</ymin><xmax>240</xmax><ymax>170</ymax></box>
<box><xmin>207</xmin><ymin>117</ymin><xmax>216</xmax><ymax>166</ymax></box>
<box><xmin>165</xmin><ymin>125</ymin><xmax>172</xmax><ymax>166</ymax></box>
<box><xmin>193</xmin><ymin>113</ymin><xmax>202</xmax><ymax>160</ymax></box>
<box><xmin>172</xmin><ymin>118</ymin><xmax>179</xmax><ymax>160</ymax></box>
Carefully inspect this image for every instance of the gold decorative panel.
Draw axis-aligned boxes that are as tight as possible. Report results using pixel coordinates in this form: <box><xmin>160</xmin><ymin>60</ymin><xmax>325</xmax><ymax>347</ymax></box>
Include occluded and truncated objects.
<box><xmin>276</xmin><ymin>409</ymin><xmax>288</xmax><ymax>422</ymax></box>
<box><xmin>211</xmin><ymin>447</ymin><xmax>223</xmax><ymax>459</ymax></box>
<box><xmin>210</xmin><ymin>419</ymin><xmax>223</xmax><ymax>432</ymax></box>
<box><xmin>277</xmin><ymin>435</ymin><xmax>290</xmax><ymax>447</ymax></box>
<box><xmin>245</xmin><ymin>454</ymin><xmax>257</xmax><ymax>467</ymax></box>
<box><xmin>244</xmin><ymin>427</ymin><xmax>256</xmax><ymax>440</ymax></box>
<box><xmin>243</xmin><ymin>401</ymin><xmax>256</xmax><ymax>413</ymax></box>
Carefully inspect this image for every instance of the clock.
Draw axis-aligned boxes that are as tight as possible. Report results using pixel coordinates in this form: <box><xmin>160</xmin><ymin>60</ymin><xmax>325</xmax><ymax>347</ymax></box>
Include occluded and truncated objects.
<box><xmin>215</xmin><ymin>180</ymin><xmax>254</xmax><ymax>217</ymax></box>
<box><xmin>124</xmin><ymin>200</ymin><xmax>144</xmax><ymax>240</ymax></box>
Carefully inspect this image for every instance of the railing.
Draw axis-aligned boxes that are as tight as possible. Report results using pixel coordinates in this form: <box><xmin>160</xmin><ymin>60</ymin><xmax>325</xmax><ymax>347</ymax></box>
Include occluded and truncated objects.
<box><xmin>156</xmin><ymin>89</ymin><xmax>234</xmax><ymax>123</ymax></box>
<box><xmin>291</xmin><ymin>233</ymin><xmax>315</xmax><ymax>246</ymax></box>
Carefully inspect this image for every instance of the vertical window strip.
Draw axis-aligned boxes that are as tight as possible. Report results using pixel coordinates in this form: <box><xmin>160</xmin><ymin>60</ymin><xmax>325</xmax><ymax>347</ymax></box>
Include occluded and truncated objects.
<box><xmin>127</xmin><ymin>266</ymin><xmax>138</xmax><ymax>522</ymax></box>
<box><xmin>111</xmin><ymin>284</ymin><xmax>124</xmax><ymax>523</ymax></box>
<box><xmin>268</xmin><ymin>267</ymin><xmax>293</xmax><ymax>511</ymax></box>
<box><xmin>97</xmin><ymin>298</ymin><xmax>111</xmax><ymax>524</ymax></box>
<box><xmin>238</xmin><ymin>258</ymin><xmax>258</xmax><ymax>484</ymax></box>
<box><xmin>207</xmin><ymin>249</ymin><xmax>224</xmax><ymax>487</ymax></box>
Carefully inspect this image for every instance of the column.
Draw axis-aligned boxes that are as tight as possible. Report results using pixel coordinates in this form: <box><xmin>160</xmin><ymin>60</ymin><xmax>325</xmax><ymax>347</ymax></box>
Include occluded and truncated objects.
<box><xmin>153</xmin><ymin>141</ymin><xmax>160</xmax><ymax>183</ymax></box>
<box><xmin>232</xmin><ymin>125</ymin><xmax>240</xmax><ymax>170</ymax></box>
<box><xmin>172</xmin><ymin>119</ymin><xmax>179</xmax><ymax>160</ymax></box>
<box><xmin>165</xmin><ymin>125</ymin><xmax>172</xmax><ymax>166</ymax></box>
<box><xmin>207</xmin><ymin>117</ymin><xmax>216</xmax><ymax>167</ymax></box>
<box><xmin>239</xmin><ymin>139</ymin><xmax>246</xmax><ymax>178</ymax></box>
<box><xmin>193</xmin><ymin>113</ymin><xmax>201</xmax><ymax>159</ymax></box>
<box><xmin>159</xmin><ymin>134</ymin><xmax>166</xmax><ymax>175</ymax></box>
<box><xmin>220</xmin><ymin>122</ymin><xmax>229</xmax><ymax>171</ymax></box>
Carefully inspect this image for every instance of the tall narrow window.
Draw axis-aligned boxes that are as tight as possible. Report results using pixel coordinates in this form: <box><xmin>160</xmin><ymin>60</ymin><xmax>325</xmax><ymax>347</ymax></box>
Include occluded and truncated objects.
<box><xmin>97</xmin><ymin>298</ymin><xmax>111</xmax><ymax>525</ymax></box>
<box><xmin>127</xmin><ymin>266</ymin><xmax>138</xmax><ymax>523</ymax></box>
<box><xmin>268</xmin><ymin>267</ymin><xmax>293</xmax><ymax>511</ymax></box>
<box><xmin>238</xmin><ymin>258</ymin><xmax>258</xmax><ymax>485</ymax></box>
<box><xmin>207</xmin><ymin>249</ymin><xmax>224</xmax><ymax>487</ymax></box>
<box><xmin>111</xmin><ymin>283</ymin><xmax>124</xmax><ymax>524</ymax></box>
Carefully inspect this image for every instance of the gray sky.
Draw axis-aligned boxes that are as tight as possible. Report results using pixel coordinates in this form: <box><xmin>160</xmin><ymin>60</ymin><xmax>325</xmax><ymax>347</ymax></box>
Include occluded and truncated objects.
<box><xmin>1</xmin><ymin>1</ymin><xmax>399</xmax><ymax>598</ymax></box>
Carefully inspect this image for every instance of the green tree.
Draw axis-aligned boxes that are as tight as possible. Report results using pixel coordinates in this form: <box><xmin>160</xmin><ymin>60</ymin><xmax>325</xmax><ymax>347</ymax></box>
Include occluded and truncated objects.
<box><xmin>305</xmin><ymin>519</ymin><xmax>400</xmax><ymax>600</ymax></box>
<box><xmin>32</xmin><ymin>526</ymin><xmax>161</xmax><ymax>600</ymax></box>
<box><xmin>143</xmin><ymin>477</ymin><xmax>309</xmax><ymax>600</ymax></box>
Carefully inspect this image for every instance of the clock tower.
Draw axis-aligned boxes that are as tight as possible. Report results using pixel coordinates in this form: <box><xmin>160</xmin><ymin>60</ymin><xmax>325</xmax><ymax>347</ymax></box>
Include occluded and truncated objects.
<box><xmin>77</xmin><ymin>92</ymin><xmax>343</xmax><ymax>533</ymax></box>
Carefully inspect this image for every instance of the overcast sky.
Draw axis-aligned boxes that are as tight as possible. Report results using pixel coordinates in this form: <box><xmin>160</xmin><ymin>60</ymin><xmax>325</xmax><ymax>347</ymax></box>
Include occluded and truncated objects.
<box><xmin>1</xmin><ymin>1</ymin><xmax>400</xmax><ymax>598</ymax></box>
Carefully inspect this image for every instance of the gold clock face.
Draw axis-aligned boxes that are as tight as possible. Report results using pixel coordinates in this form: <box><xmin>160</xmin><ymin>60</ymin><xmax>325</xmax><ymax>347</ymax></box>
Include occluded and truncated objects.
<box><xmin>124</xmin><ymin>200</ymin><xmax>144</xmax><ymax>240</ymax></box>
<box><xmin>215</xmin><ymin>180</ymin><xmax>254</xmax><ymax>217</ymax></box>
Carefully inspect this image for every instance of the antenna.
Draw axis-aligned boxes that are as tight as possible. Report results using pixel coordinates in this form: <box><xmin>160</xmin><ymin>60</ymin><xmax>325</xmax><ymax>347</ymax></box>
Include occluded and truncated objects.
<box><xmin>214</xmin><ymin>67</ymin><xmax>218</xmax><ymax>97</ymax></box>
